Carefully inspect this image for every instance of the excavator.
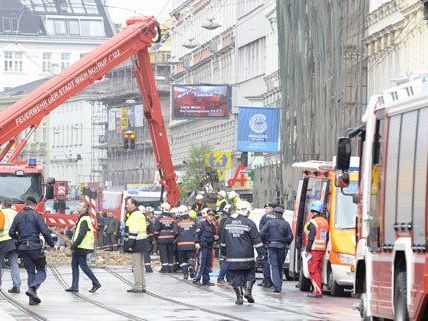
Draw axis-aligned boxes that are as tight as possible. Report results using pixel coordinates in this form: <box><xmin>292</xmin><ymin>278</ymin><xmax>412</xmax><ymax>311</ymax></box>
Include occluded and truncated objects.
<box><xmin>0</xmin><ymin>17</ymin><xmax>179</xmax><ymax>226</ymax></box>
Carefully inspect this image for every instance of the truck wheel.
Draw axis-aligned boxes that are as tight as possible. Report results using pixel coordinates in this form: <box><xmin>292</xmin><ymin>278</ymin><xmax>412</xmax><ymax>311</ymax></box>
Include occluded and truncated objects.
<box><xmin>328</xmin><ymin>268</ymin><xmax>345</xmax><ymax>297</ymax></box>
<box><xmin>299</xmin><ymin>267</ymin><xmax>311</xmax><ymax>292</ymax></box>
<box><xmin>394</xmin><ymin>271</ymin><xmax>409</xmax><ymax>321</ymax></box>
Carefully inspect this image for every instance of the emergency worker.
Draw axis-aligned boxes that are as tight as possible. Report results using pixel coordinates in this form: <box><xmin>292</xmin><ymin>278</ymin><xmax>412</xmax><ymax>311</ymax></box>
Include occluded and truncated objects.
<box><xmin>259</xmin><ymin>206</ymin><xmax>293</xmax><ymax>293</ymax></box>
<box><xmin>221</xmin><ymin>201</ymin><xmax>265</xmax><ymax>305</ymax></box>
<box><xmin>191</xmin><ymin>194</ymin><xmax>207</xmax><ymax>215</ymax></box>
<box><xmin>228</xmin><ymin>191</ymin><xmax>241</xmax><ymax>206</ymax></box>
<box><xmin>0</xmin><ymin>199</ymin><xmax>21</xmax><ymax>293</ymax></box>
<box><xmin>154</xmin><ymin>202</ymin><xmax>175</xmax><ymax>273</ymax></box>
<box><xmin>65</xmin><ymin>202</ymin><xmax>101</xmax><ymax>293</ymax></box>
<box><xmin>9</xmin><ymin>197</ymin><xmax>55</xmax><ymax>305</ymax></box>
<box><xmin>144</xmin><ymin>206</ymin><xmax>156</xmax><ymax>273</ymax></box>
<box><xmin>304</xmin><ymin>200</ymin><xmax>329</xmax><ymax>298</ymax></box>
<box><xmin>193</xmin><ymin>211</ymin><xmax>218</xmax><ymax>286</ymax></box>
<box><xmin>258</xmin><ymin>203</ymin><xmax>276</xmax><ymax>288</ymax></box>
<box><xmin>173</xmin><ymin>205</ymin><xmax>196</xmax><ymax>279</ymax></box>
<box><xmin>124</xmin><ymin>197</ymin><xmax>148</xmax><ymax>293</ymax></box>
<box><xmin>217</xmin><ymin>204</ymin><xmax>233</xmax><ymax>284</ymax></box>
<box><xmin>215</xmin><ymin>190</ymin><xmax>228</xmax><ymax>217</ymax></box>
<box><xmin>170</xmin><ymin>207</ymin><xmax>181</xmax><ymax>273</ymax></box>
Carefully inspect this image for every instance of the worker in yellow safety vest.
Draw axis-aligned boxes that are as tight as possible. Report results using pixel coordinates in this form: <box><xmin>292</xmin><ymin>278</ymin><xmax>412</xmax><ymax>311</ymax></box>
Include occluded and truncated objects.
<box><xmin>0</xmin><ymin>199</ymin><xmax>21</xmax><ymax>293</ymax></box>
<box><xmin>65</xmin><ymin>202</ymin><xmax>101</xmax><ymax>293</ymax></box>
<box><xmin>228</xmin><ymin>191</ymin><xmax>241</xmax><ymax>206</ymax></box>
<box><xmin>216</xmin><ymin>190</ymin><xmax>229</xmax><ymax>217</ymax></box>
<box><xmin>124</xmin><ymin>197</ymin><xmax>148</xmax><ymax>293</ymax></box>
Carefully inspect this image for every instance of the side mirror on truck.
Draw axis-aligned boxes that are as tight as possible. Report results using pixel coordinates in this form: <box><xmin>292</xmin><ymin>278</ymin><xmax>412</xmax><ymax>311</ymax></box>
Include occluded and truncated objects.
<box><xmin>336</xmin><ymin>137</ymin><xmax>352</xmax><ymax>171</ymax></box>
<box><xmin>45</xmin><ymin>177</ymin><xmax>55</xmax><ymax>200</ymax></box>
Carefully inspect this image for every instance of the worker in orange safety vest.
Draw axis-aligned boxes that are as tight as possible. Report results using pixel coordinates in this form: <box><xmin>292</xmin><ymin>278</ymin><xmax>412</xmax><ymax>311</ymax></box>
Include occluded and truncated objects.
<box><xmin>303</xmin><ymin>200</ymin><xmax>329</xmax><ymax>298</ymax></box>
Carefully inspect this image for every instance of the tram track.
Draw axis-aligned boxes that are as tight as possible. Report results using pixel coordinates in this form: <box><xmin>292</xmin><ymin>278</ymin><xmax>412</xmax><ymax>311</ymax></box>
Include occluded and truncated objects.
<box><xmin>48</xmin><ymin>265</ymin><xmax>147</xmax><ymax>321</ymax></box>
<box><xmin>0</xmin><ymin>288</ymin><xmax>48</xmax><ymax>321</ymax></box>
<box><xmin>101</xmin><ymin>266</ymin><xmax>249</xmax><ymax>321</ymax></box>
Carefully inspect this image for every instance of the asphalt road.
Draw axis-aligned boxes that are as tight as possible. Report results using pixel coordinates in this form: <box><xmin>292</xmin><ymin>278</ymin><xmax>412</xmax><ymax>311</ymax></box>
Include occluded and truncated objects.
<box><xmin>0</xmin><ymin>265</ymin><xmax>360</xmax><ymax>321</ymax></box>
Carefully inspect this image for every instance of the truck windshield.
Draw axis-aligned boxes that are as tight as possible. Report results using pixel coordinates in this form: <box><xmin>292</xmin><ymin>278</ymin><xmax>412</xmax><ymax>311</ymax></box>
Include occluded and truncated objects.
<box><xmin>335</xmin><ymin>182</ymin><xmax>358</xmax><ymax>229</ymax></box>
<box><xmin>0</xmin><ymin>173</ymin><xmax>42</xmax><ymax>203</ymax></box>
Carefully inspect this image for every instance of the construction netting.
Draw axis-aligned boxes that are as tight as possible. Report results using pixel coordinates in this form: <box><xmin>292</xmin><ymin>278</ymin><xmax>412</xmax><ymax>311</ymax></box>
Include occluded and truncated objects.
<box><xmin>253</xmin><ymin>0</ymin><xmax>368</xmax><ymax>208</ymax></box>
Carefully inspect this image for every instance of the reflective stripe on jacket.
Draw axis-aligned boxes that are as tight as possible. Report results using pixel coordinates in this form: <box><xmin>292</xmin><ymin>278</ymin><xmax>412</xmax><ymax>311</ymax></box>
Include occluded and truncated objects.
<box><xmin>307</xmin><ymin>217</ymin><xmax>329</xmax><ymax>251</ymax></box>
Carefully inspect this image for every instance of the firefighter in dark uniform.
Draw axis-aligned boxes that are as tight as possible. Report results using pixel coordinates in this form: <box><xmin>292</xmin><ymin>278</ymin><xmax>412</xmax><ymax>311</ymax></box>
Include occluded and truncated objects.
<box><xmin>9</xmin><ymin>197</ymin><xmax>56</xmax><ymax>305</ymax></box>
<box><xmin>258</xmin><ymin>203</ymin><xmax>276</xmax><ymax>288</ymax></box>
<box><xmin>193</xmin><ymin>211</ymin><xmax>218</xmax><ymax>286</ymax></box>
<box><xmin>259</xmin><ymin>206</ymin><xmax>293</xmax><ymax>293</ymax></box>
<box><xmin>221</xmin><ymin>201</ymin><xmax>265</xmax><ymax>305</ymax></box>
<box><xmin>173</xmin><ymin>205</ymin><xmax>196</xmax><ymax>279</ymax></box>
<box><xmin>143</xmin><ymin>206</ymin><xmax>155</xmax><ymax>273</ymax></box>
<box><xmin>154</xmin><ymin>202</ymin><xmax>175</xmax><ymax>273</ymax></box>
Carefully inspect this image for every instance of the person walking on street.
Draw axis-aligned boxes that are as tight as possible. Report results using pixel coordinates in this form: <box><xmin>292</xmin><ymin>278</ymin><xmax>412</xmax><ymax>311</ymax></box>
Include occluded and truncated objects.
<box><xmin>260</xmin><ymin>206</ymin><xmax>293</xmax><ymax>293</ymax></box>
<box><xmin>104</xmin><ymin>212</ymin><xmax>119</xmax><ymax>251</ymax></box>
<box><xmin>0</xmin><ymin>199</ymin><xmax>21</xmax><ymax>293</ymax></box>
<box><xmin>9</xmin><ymin>197</ymin><xmax>56</xmax><ymax>305</ymax></box>
<box><xmin>65</xmin><ymin>202</ymin><xmax>101</xmax><ymax>293</ymax></box>
<box><xmin>123</xmin><ymin>198</ymin><xmax>148</xmax><ymax>293</ymax></box>
<box><xmin>193</xmin><ymin>211</ymin><xmax>218</xmax><ymax>286</ymax></box>
<box><xmin>154</xmin><ymin>202</ymin><xmax>175</xmax><ymax>273</ymax></box>
<box><xmin>173</xmin><ymin>205</ymin><xmax>196</xmax><ymax>279</ymax></box>
<box><xmin>304</xmin><ymin>201</ymin><xmax>329</xmax><ymax>298</ymax></box>
<box><xmin>221</xmin><ymin>201</ymin><xmax>265</xmax><ymax>305</ymax></box>
<box><xmin>258</xmin><ymin>203</ymin><xmax>276</xmax><ymax>288</ymax></box>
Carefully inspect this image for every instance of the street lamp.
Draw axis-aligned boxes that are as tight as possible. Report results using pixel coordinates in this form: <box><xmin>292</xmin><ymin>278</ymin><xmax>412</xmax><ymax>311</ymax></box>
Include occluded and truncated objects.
<box><xmin>183</xmin><ymin>38</ymin><xmax>199</xmax><ymax>49</ymax></box>
<box><xmin>202</xmin><ymin>18</ymin><xmax>221</xmax><ymax>30</ymax></box>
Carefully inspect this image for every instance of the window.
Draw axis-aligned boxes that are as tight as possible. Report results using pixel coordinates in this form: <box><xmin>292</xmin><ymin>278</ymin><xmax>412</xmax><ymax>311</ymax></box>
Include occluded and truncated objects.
<box><xmin>42</xmin><ymin>52</ymin><xmax>52</xmax><ymax>73</ymax></box>
<box><xmin>69</xmin><ymin>0</ymin><xmax>85</xmax><ymax>13</ymax></box>
<box><xmin>45</xmin><ymin>1</ymin><xmax>56</xmax><ymax>12</ymax></box>
<box><xmin>54</xmin><ymin>19</ymin><xmax>67</xmax><ymax>35</ymax></box>
<box><xmin>80</xmin><ymin>19</ymin><xmax>105</xmax><ymax>36</ymax></box>
<box><xmin>4</xmin><ymin>51</ymin><xmax>23</xmax><ymax>72</ymax></box>
<box><xmin>31</xmin><ymin>0</ymin><xmax>45</xmax><ymax>12</ymax></box>
<box><xmin>84</xmin><ymin>0</ymin><xmax>98</xmax><ymax>14</ymax></box>
<box><xmin>61</xmin><ymin>53</ymin><xmax>70</xmax><ymax>71</ymax></box>
<box><xmin>2</xmin><ymin>17</ymin><xmax>18</xmax><ymax>32</ymax></box>
<box><xmin>68</xmin><ymin>20</ymin><xmax>79</xmax><ymax>35</ymax></box>
<box><xmin>45</xmin><ymin>19</ymin><xmax>55</xmax><ymax>35</ymax></box>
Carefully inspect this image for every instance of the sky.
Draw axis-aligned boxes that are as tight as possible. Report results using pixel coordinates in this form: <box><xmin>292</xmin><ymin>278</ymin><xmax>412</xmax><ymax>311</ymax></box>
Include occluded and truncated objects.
<box><xmin>106</xmin><ymin>0</ymin><xmax>174</xmax><ymax>25</ymax></box>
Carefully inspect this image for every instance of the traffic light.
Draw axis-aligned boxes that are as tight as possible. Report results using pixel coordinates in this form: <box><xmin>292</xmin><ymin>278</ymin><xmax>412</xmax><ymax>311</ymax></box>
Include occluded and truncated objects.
<box><xmin>129</xmin><ymin>131</ymin><xmax>137</xmax><ymax>150</ymax></box>
<box><xmin>123</xmin><ymin>132</ymin><xmax>130</xmax><ymax>149</ymax></box>
<box><xmin>123</xmin><ymin>131</ymin><xmax>137</xmax><ymax>150</ymax></box>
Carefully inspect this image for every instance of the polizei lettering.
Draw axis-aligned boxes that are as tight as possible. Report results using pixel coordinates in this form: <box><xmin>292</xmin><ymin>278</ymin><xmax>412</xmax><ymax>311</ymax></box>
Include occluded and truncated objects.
<box><xmin>15</xmin><ymin>50</ymin><xmax>121</xmax><ymax>126</ymax></box>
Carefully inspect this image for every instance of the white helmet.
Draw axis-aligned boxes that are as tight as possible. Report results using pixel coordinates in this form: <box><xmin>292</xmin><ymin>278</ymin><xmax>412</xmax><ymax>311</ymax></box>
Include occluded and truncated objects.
<box><xmin>178</xmin><ymin>205</ymin><xmax>188</xmax><ymax>216</ymax></box>
<box><xmin>228</xmin><ymin>191</ymin><xmax>238</xmax><ymax>199</ymax></box>
<box><xmin>201</xmin><ymin>207</ymin><xmax>210</xmax><ymax>217</ymax></box>
<box><xmin>236</xmin><ymin>201</ymin><xmax>251</xmax><ymax>217</ymax></box>
<box><xmin>161</xmin><ymin>202</ymin><xmax>171</xmax><ymax>212</ymax></box>
<box><xmin>170</xmin><ymin>207</ymin><xmax>178</xmax><ymax>215</ymax></box>
<box><xmin>145</xmin><ymin>206</ymin><xmax>154</xmax><ymax>213</ymax></box>
<box><xmin>218</xmin><ymin>190</ymin><xmax>226</xmax><ymax>198</ymax></box>
<box><xmin>138</xmin><ymin>205</ymin><xmax>146</xmax><ymax>213</ymax></box>
<box><xmin>196</xmin><ymin>194</ymin><xmax>204</xmax><ymax>201</ymax></box>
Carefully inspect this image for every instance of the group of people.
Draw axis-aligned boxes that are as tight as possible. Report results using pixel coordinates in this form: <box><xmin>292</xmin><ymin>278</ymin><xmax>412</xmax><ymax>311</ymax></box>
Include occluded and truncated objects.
<box><xmin>0</xmin><ymin>190</ymin><xmax>330</xmax><ymax>306</ymax></box>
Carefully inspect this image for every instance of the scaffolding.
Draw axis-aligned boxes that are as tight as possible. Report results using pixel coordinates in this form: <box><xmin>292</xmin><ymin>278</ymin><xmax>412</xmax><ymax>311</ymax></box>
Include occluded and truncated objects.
<box><xmin>253</xmin><ymin>0</ymin><xmax>368</xmax><ymax>207</ymax></box>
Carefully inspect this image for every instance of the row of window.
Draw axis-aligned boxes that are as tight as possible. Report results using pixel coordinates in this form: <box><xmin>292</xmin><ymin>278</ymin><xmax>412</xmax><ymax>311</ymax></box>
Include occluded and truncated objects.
<box><xmin>45</xmin><ymin>18</ymin><xmax>105</xmax><ymax>37</ymax></box>
<box><xmin>21</xmin><ymin>0</ymin><xmax>99</xmax><ymax>15</ymax></box>
<box><xmin>3</xmin><ymin>51</ymin><xmax>85</xmax><ymax>73</ymax></box>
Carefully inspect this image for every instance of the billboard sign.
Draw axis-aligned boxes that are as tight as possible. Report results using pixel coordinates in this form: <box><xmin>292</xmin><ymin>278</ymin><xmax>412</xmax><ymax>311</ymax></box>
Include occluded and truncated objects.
<box><xmin>205</xmin><ymin>151</ymin><xmax>232</xmax><ymax>181</ymax></box>
<box><xmin>237</xmin><ymin>107</ymin><xmax>280</xmax><ymax>153</ymax></box>
<box><xmin>172</xmin><ymin>84</ymin><xmax>231</xmax><ymax>119</ymax></box>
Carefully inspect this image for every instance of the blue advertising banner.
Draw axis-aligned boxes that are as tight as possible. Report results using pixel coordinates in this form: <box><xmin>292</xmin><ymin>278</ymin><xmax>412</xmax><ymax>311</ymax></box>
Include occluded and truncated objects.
<box><xmin>237</xmin><ymin>107</ymin><xmax>280</xmax><ymax>153</ymax></box>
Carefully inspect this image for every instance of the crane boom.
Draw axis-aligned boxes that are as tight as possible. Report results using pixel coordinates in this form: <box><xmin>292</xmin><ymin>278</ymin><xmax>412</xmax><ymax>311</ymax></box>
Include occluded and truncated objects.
<box><xmin>0</xmin><ymin>16</ymin><xmax>179</xmax><ymax>206</ymax></box>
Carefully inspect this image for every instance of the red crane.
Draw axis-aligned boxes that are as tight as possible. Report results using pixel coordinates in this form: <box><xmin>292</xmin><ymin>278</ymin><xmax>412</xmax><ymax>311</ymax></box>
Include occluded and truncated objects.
<box><xmin>0</xmin><ymin>17</ymin><xmax>180</xmax><ymax>218</ymax></box>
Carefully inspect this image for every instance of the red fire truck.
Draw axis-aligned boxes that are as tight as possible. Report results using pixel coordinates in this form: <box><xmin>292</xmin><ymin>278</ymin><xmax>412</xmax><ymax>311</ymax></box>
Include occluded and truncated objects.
<box><xmin>0</xmin><ymin>17</ymin><xmax>179</xmax><ymax>227</ymax></box>
<box><xmin>336</xmin><ymin>75</ymin><xmax>428</xmax><ymax>320</ymax></box>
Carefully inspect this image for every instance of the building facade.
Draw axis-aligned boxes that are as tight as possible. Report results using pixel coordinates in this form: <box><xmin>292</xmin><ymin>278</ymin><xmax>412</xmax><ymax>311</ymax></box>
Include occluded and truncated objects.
<box><xmin>366</xmin><ymin>0</ymin><xmax>428</xmax><ymax>96</ymax></box>
<box><xmin>0</xmin><ymin>0</ymin><xmax>114</xmax><ymax>175</ymax></box>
